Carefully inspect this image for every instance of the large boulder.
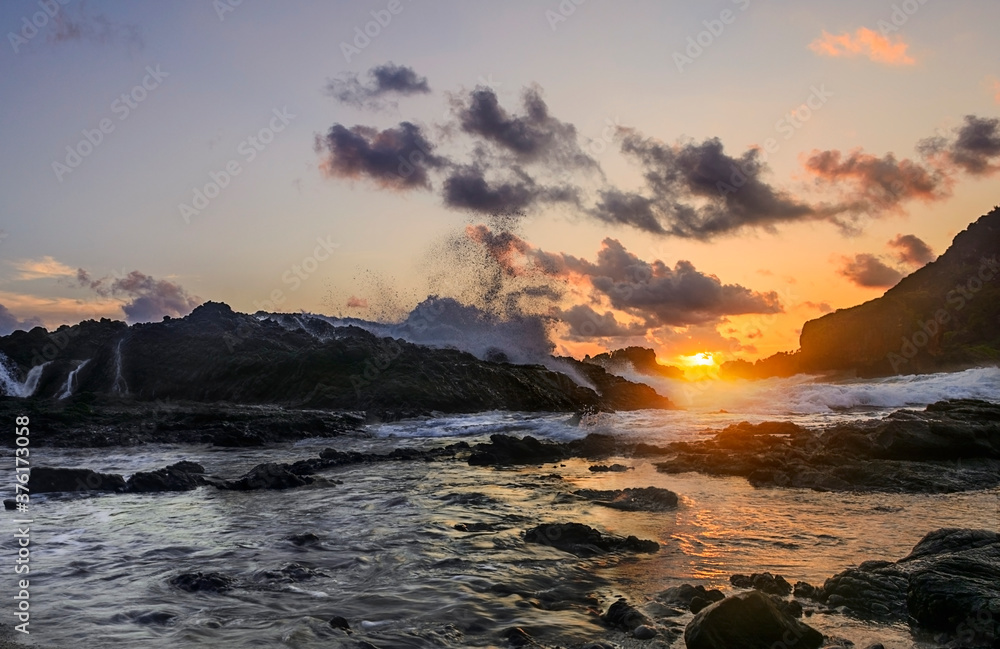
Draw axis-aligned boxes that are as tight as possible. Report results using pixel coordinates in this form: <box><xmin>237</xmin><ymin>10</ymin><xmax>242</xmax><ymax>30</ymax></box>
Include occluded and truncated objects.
<box><xmin>574</xmin><ymin>486</ymin><xmax>678</xmax><ymax>511</ymax></box>
<box><xmin>468</xmin><ymin>434</ymin><xmax>567</xmax><ymax>466</ymax></box>
<box><xmin>126</xmin><ymin>461</ymin><xmax>206</xmax><ymax>493</ymax></box>
<box><xmin>684</xmin><ymin>591</ymin><xmax>824</xmax><ymax>649</ymax></box>
<box><xmin>523</xmin><ymin>523</ymin><xmax>659</xmax><ymax>557</ymax></box>
<box><xmin>221</xmin><ymin>463</ymin><xmax>313</xmax><ymax>491</ymax></box>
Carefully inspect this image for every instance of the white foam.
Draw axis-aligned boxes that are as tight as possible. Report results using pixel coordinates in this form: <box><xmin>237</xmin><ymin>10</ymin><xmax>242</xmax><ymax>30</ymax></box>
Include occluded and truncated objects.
<box><xmin>0</xmin><ymin>353</ymin><xmax>49</xmax><ymax>398</ymax></box>
<box><xmin>58</xmin><ymin>359</ymin><xmax>90</xmax><ymax>400</ymax></box>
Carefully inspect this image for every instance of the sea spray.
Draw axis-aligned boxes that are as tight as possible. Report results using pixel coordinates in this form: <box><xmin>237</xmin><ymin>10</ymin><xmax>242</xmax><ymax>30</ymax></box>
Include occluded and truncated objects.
<box><xmin>622</xmin><ymin>366</ymin><xmax>1000</xmax><ymax>414</ymax></box>
<box><xmin>0</xmin><ymin>353</ymin><xmax>49</xmax><ymax>398</ymax></box>
<box><xmin>58</xmin><ymin>359</ymin><xmax>90</xmax><ymax>400</ymax></box>
<box><xmin>112</xmin><ymin>340</ymin><xmax>128</xmax><ymax>395</ymax></box>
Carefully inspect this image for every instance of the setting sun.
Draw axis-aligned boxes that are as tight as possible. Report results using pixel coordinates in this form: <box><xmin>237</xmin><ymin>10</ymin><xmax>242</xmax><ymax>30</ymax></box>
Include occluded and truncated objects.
<box><xmin>680</xmin><ymin>352</ymin><xmax>717</xmax><ymax>367</ymax></box>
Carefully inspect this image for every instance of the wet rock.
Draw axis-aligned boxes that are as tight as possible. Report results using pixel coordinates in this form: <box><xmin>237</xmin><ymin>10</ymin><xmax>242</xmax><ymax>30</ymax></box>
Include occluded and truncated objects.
<box><xmin>502</xmin><ymin>626</ymin><xmax>536</xmax><ymax>647</ymax></box>
<box><xmin>730</xmin><ymin>572</ymin><xmax>793</xmax><ymax>596</ymax></box>
<box><xmin>655</xmin><ymin>400</ymin><xmax>1000</xmax><ymax>493</ymax></box>
<box><xmin>794</xmin><ymin>581</ymin><xmax>820</xmax><ymax>600</ymax></box>
<box><xmin>657</xmin><ymin>584</ymin><xmax>725</xmax><ymax>613</ymax></box>
<box><xmin>684</xmin><ymin>591</ymin><xmax>824</xmax><ymax>649</ymax></box>
<box><xmin>259</xmin><ymin>562</ymin><xmax>327</xmax><ymax>582</ymax></box>
<box><xmin>523</xmin><ymin>522</ymin><xmax>659</xmax><ymax>557</ymax></box>
<box><xmin>900</xmin><ymin>528</ymin><xmax>1000</xmax><ymax>639</ymax></box>
<box><xmin>602</xmin><ymin>597</ymin><xmax>650</xmax><ymax>631</ymax></box>
<box><xmin>30</xmin><ymin>467</ymin><xmax>126</xmax><ymax>493</ymax></box>
<box><xmin>3</xmin><ymin>499</ymin><xmax>15</xmax><ymax>510</ymax></box>
<box><xmin>588</xmin><ymin>463</ymin><xmax>630</xmax><ymax>472</ymax></box>
<box><xmin>632</xmin><ymin>624</ymin><xmax>657</xmax><ymax>639</ymax></box>
<box><xmin>468</xmin><ymin>434</ymin><xmax>567</xmax><ymax>466</ymax></box>
<box><xmin>574</xmin><ymin>486</ymin><xmax>678</xmax><ymax>512</ymax></box>
<box><xmin>820</xmin><ymin>560</ymin><xmax>909</xmax><ymax>620</ymax></box>
<box><xmin>454</xmin><ymin>522</ymin><xmax>504</xmax><ymax>533</ymax></box>
<box><xmin>221</xmin><ymin>462</ymin><xmax>313</xmax><ymax>491</ymax></box>
<box><xmin>169</xmin><ymin>571</ymin><xmax>234</xmax><ymax>593</ymax></box>
<box><xmin>287</xmin><ymin>532</ymin><xmax>321</xmax><ymax>546</ymax></box>
<box><xmin>126</xmin><ymin>462</ymin><xmax>206</xmax><ymax>493</ymax></box>
<box><xmin>328</xmin><ymin>615</ymin><xmax>350</xmax><ymax>630</ymax></box>
<box><xmin>133</xmin><ymin>611</ymin><xmax>176</xmax><ymax>625</ymax></box>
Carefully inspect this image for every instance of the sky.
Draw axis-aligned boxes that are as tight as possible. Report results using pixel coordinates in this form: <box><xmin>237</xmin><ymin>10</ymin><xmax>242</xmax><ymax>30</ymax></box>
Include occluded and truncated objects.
<box><xmin>1</xmin><ymin>0</ymin><xmax>998</xmax><ymax>368</ymax></box>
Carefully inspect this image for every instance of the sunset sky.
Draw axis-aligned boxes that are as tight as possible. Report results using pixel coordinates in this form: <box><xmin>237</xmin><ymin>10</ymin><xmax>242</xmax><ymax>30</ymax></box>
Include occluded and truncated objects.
<box><xmin>2</xmin><ymin>0</ymin><xmax>998</xmax><ymax>367</ymax></box>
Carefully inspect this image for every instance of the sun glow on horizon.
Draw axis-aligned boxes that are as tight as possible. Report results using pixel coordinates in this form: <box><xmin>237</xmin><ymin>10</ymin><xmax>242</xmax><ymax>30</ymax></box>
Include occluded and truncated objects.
<box><xmin>679</xmin><ymin>352</ymin><xmax>717</xmax><ymax>368</ymax></box>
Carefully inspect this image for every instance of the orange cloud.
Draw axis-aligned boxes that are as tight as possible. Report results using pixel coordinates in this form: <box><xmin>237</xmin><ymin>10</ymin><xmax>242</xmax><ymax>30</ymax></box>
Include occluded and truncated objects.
<box><xmin>809</xmin><ymin>28</ymin><xmax>915</xmax><ymax>66</ymax></box>
<box><xmin>0</xmin><ymin>291</ymin><xmax>122</xmax><ymax>328</ymax></box>
<box><xmin>7</xmin><ymin>256</ymin><xmax>77</xmax><ymax>281</ymax></box>
<box><xmin>991</xmin><ymin>77</ymin><xmax>1000</xmax><ymax>104</ymax></box>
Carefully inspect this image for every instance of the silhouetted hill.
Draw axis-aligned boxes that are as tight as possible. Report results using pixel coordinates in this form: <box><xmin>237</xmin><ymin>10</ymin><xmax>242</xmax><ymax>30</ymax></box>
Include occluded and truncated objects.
<box><xmin>0</xmin><ymin>302</ymin><xmax>672</xmax><ymax>413</ymax></box>
<box><xmin>583</xmin><ymin>347</ymin><xmax>684</xmax><ymax>379</ymax></box>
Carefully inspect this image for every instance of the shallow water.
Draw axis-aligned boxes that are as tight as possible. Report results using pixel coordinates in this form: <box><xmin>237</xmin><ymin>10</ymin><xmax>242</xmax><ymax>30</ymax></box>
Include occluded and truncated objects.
<box><xmin>5</xmin><ymin>370</ymin><xmax>1000</xmax><ymax>647</ymax></box>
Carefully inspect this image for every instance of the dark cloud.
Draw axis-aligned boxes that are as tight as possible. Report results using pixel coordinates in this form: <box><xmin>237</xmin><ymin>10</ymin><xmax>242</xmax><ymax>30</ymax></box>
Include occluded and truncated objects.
<box><xmin>512</xmin><ymin>236</ymin><xmax>782</xmax><ymax>327</ymax></box>
<box><xmin>76</xmin><ymin>269</ymin><xmax>201</xmax><ymax>324</ymax></box>
<box><xmin>442</xmin><ymin>165</ymin><xmax>579</xmax><ymax>213</ymax></box>
<box><xmin>804</xmin><ymin>149</ymin><xmax>950</xmax><ymax>213</ymax></box>
<box><xmin>918</xmin><ymin>115</ymin><xmax>1000</xmax><ymax>176</ymax></box>
<box><xmin>455</xmin><ymin>86</ymin><xmax>597</xmax><ymax>168</ymax></box>
<box><xmin>326</xmin><ymin>63</ymin><xmax>430</xmax><ymax>110</ymax></box>
<box><xmin>315</xmin><ymin>122</ymin><xmax>448</xmax><ymax>190</ymax></box>
<box><xmin>0</xmin><ymin>305</ymin><xmax>43</xmax><ymax>336</ymax></box>
<box><xmin>48</xmin><ymin>3</ymin><xmax>143</xmax><ymax>52</ymax></box>
<box><xmin>588</xmin><ymin>133</ymin><xmax>829</xmax><ymax>238</ymax></box>
<box><xmin>558</xmin><ymin>304</ymin><xmax>646</xmax><ymax>338</ymax></box>
<box><xmin>837</xmin><ymin>254</ymin><xmax>903</xmax><ymax>288</ymax></box>
<box><xmin>888</xmin><ymin>234</ymin><xmax>935</xmax><ymax>266</ymax></box>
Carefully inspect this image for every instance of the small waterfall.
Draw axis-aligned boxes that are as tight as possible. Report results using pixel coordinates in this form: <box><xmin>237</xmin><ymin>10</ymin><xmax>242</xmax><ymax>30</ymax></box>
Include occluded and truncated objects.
<box><xmin>58</xmin><ymin>359</ymin><xmax>91</xmax><ymax>400</ymax></box>
<box><xmin>0</xmin><ymin>354</ymin><xmax>50</xmax><ymax>398</ymax></box>
<box><xmin>113</xmin><ymin>340</ymin><xmax>129</xmax><ymax>395</ymax></box>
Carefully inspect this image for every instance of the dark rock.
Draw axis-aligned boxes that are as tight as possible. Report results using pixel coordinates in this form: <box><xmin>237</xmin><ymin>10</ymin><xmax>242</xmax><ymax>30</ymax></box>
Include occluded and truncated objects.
<box><xmin>468</xmin><ymin>434</ymin><xmax>566</xmax><ymax>466</ymax></box>
<box><xmin>169</xmin><ymin>571</ymin><xmax>234</xmax><ymax>593</ymax></box>
<box><xmin>684</xmin><ymin>591</ymin><xmax>824</xmax><ymax>649</ymax></box>
<box><xmin>588</xmin><ymin>463</ymin><xmax>630</xmax><ymax>472</ymax></box>
<box><xmin>901</xmin><ymin>528</ymin><xmax>1000</xmax><ymax>639</ymax></box>
<box><xmin>259</xmin><ymin>562</ymin><xmax>327</xmax><ymax>583</ymax></box>
<box><xmin>794</xmin><ymin>581</ymin><xmax>820</xmax><ymax>600</ymax></box>
<box><xmin>523</xmin><ymin>522</ymin><xmax>659</xmax><ymax>557</ymax></box>
<box><xmin>602</xmin><ymin>598</ymin><xmax>650</xmax><ymax>631</ymax></box>
<box><xmin>328</xmin><ymin>615</ymin><xmax>350</xmax><ymax>630</ymax></box>
<box><xmin>730</xmin><ymin>572</ymin><xmax>792</xmax><ymax>596</ymax></box>
<box><xmin>820</xmin><ymin>560</ymin><xmax>910</xmax><ymax>620</ymax></box>
<box><xmin>126</xmin><ymin>462</ymin><xmax>206</xmax><ymax>493</ymax></box>
<box><xmin>574</xmin><ymin>486</ymin><xmax>678</xmax><ymax>511</ymax></box>
<box><xmin>632</xmin><ymin>624</ymin><xmax>657</xmax><ymax>639</ymax></box>
<box><xmin>658</xmin><ymin>583</ymin><xmax>725</xmax><ymax>612</ymax></box>
<box><xmin>656</xmin><ymin>399</ymin><xmax>1000</xmax><ymax>493</ymax></box>
<box><xmin>133</xmin><ymin>611</ymin><xmax>176</xmax><ymax>625</ymax></box>
<box><xmin>287</xmin><ymin>533</ymin><xmax>320</xmax><ymax>546</ymax></box>
<box><xmin>3</xmin><ymin>499</ymin><xmax>15</xmax><ymax>510</ymax></box>
<box><xmin>502</xmin><ymin>626</ymin><xmax>535</xmax><ymax>647</ymax></box>
<box><xmin>221</xmin><ymin>463</ymin><xmax>313</xmax><ymax>491</ymax></box>
<box><xmin>30</xmin><ymin>467</ymin><xmax>126</xmax><ymax>493</ymax></box>
<box><xmin>454</xmin><ymin>522</ymin><xmax>504</xmax><ymax>533</ymax></box>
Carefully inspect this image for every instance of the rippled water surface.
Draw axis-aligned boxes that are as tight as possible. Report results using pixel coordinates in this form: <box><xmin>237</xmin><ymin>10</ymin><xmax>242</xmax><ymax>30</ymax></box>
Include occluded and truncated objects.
<box><xmin>7</xmin><ymin>370</ymin><xmax>1000</xmax><ymax>647</ymax></box>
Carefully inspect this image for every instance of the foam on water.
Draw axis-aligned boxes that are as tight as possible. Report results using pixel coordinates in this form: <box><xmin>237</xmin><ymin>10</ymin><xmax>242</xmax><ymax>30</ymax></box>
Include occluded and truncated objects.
<box><xmin>625</xmin><ymin>366</ymin><xmax>1000</xmax><ymax>415</ymax></box>
<box><xmin>0</xmin><ymin>353</ymin><xmax>49</xmax><ymax>397</ymax></box>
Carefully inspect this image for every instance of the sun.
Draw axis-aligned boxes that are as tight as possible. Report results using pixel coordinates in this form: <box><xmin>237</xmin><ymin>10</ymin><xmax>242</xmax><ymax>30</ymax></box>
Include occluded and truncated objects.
<box><xmin>680</xmin><ymin>352</ymin><xmax>716</xmax><ymax>367</ymax></box>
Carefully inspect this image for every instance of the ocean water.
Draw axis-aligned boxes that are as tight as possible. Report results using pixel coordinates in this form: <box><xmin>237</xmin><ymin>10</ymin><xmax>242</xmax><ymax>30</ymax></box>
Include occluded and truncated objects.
<box><xmin>4</xmin><ymin>369</ymin><xmax>999</xmax><ymax>648</ymax></box>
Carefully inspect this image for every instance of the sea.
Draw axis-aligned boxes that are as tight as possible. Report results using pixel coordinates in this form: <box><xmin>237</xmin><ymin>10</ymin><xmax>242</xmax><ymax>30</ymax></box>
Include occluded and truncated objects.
<box><xmin>3</xmin><ymin>367</ymin><xmax>999</xmax><ymax>648</ymax></box>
